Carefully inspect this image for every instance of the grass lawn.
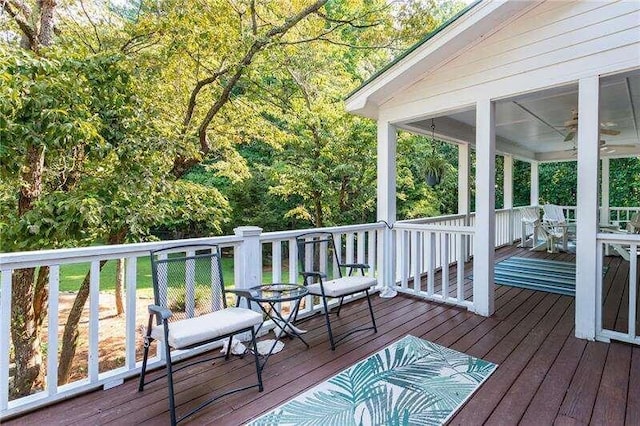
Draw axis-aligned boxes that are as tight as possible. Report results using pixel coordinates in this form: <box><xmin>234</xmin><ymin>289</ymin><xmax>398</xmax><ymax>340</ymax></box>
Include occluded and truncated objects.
<box><xmin>58</xmin><ymin>256</ymin><xmax>279</xmax><ymax>295</ymax></box>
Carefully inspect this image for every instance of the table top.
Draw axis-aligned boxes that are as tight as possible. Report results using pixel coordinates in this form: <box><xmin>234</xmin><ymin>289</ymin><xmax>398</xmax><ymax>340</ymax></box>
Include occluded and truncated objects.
<box><xmin>245</xmin><ymin>283</ymin><xmax>308</xmax><ymax>302</ymax></box>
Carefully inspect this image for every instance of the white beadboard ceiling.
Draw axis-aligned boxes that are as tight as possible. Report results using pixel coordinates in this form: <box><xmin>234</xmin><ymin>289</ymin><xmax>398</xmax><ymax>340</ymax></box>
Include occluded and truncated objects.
<box><xmin>405</xmin><ymin>71</ymin><xmax>640</xmax><ymax>160</ymax></box>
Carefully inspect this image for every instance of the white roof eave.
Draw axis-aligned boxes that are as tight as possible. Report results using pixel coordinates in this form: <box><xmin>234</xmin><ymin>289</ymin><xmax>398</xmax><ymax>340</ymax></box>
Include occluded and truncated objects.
<box><xmin>345</xmin><ymin>0</ymin><xmax>542</xmax><ymax>120</ymax></box>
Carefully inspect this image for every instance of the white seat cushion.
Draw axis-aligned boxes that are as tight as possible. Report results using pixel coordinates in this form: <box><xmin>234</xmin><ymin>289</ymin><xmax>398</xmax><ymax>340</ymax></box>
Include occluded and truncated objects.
<box><xmin>306</xmin><ymin>276</ymin><xmax>376</xmax><ymax>298</ymax></box>
<box><xmin>151</xmin><ymin>307</ymin><xmax>263</xmax><ymax>349</ymax></box>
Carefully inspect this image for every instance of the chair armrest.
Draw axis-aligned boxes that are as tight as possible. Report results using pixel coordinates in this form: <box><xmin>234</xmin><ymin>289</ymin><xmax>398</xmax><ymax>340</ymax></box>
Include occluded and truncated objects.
<box><xmin>300</xmin><ymin>271</ymin><xmax>327</xmax><ymax>279</ymax></box>
<box><xmin>148</xmin><ymin>304</ymin><xmax>172</xmax><ymax>320</ymax></box>
<box><xmin>226</xmin><ymin>288</ymin><xmax>254</xmax><ymax>299</ymax></box>
<box><xmin>341</xmin><ymin>263</ymin><xmax>370</xmax><ymax>269</ymax></box>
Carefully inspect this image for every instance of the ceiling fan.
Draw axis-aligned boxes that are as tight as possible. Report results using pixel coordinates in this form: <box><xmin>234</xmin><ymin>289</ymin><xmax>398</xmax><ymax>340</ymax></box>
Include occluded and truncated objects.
<box><xmin>563</xmin><ymin>109</ymin><xmax>620</xmax><ymax>142</ymax></box>
<box><xmin>562</xmin><ymin>140</ymin><xmax>619</xmax><ymax>157</ymax></box>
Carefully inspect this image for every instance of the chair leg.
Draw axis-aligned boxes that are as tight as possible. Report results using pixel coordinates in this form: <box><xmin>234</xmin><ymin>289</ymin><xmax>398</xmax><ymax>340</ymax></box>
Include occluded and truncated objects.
<box><xmin>225</xmin><ymin>335</ymin><xmax>233</xmax><ymax>360</ymax></box>
<box><xmin>366</xmin><ymin>290</ymin><xmax>377</xmax><ymax>333</ymax></box>
<box><xmin>250</xmin><ymin>328</ymin><xmax>264</xmax><ymax>391</ymax></box>
<box><xmin>162</xmin><ymin>323</ymin><xmax>177</xmax><ymax>426</ymax></box>
<box><xmin>138</xmin><ymin>337</ymin><xmax>150</xmax><ymax>392</ymax></box>
<box><xmin>335</xmin><ymin>297</ymin><xmax>345</xmax><ymax>317</ymax></box>
<box><xmin>138</xmin><ymin>315</ymin><xmax>154</xmax><ymax>392</ymax></box>
<box><xmin>321</xmin><ymin>296</ymin><xmax>336</xmax><ymax>351</ymax></box>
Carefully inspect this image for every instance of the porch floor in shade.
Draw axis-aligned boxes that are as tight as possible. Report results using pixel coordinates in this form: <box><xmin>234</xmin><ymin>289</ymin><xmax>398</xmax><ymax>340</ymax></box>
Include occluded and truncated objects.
<box><xmin>6</xmin><ymin>245</ymin><xmax>639</xmax><ymax>425</ymax></box>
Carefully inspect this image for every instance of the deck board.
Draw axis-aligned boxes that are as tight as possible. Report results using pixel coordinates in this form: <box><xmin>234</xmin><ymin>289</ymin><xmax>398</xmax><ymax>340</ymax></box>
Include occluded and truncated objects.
<box><xmin>5</xmin><ymin>245</ymin><xmax>638</xmax><ymax>425</ymax></box>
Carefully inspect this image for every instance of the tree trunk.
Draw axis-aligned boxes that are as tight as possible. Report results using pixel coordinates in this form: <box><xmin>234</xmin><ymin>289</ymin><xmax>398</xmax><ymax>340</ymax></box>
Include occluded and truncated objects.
<box><xmin>10</xmin><ymin>269</ymin><xmax>45</xmax><ymax>398</ymax></box>
<box><xmin>37</xmin><ymin>0</ymin><xmax>57</xmax><ymax>47</ymax></box>
<box><xmin>57</xmin><ymin>230</ymin><xmax>126</xmax><ymax>384</ymax></box>
<box><xmin>115</xmin><ymin>259</ymin><xmax>125</xmax><ymax>316</ymax></box>
<box><xmin>10</xmin><ymin>145</ymin><xmax>47</xmax><ymax>398</ymax></box>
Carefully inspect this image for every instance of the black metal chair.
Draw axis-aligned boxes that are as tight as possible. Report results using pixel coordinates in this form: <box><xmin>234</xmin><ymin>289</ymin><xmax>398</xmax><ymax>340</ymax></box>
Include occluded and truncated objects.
<box><xmin>296</xmin><ymin>232</ymin><xmax>377</xmax><ymax>350</ymax></box>
<box><xmin>138</xmin><ymin>244</ymin><xmax>263</xmax><ymax>425</ymax></box>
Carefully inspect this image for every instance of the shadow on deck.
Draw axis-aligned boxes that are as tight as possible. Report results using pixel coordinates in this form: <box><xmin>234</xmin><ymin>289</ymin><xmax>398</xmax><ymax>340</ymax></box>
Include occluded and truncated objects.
<box><xmin>7</xmin><ymin>245</ymin><xmax>640</xmax><ymax>425</ymax></box>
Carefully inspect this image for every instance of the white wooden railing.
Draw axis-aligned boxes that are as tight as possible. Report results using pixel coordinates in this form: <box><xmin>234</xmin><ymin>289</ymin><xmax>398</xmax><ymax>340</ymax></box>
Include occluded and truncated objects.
<box><xmin>393</xmin><ymin>222</ymin><xmax>474</xmax><ymax>308</ymax></box>
<box><xmin>596</xmin><ymin>232</ymin><xmax>640</xmax><ymax>345</ymax></box>
<box><xmin>2</xmin><ymin>204</ymin><xmax>637</xmax><ymax>418</ymax></box>
<box><xmin>0</xmin><ymin>222</ymin><xmax>384</xmax><ymax>419</ymax></box>
<box><xmin>607</xmin><ymin>207</ymin><xmax>640</xmax><ymax>227</ymax></box>
<box><xmin>391</xmin><ymin>206</ymin><xmax>531</xmax><ymax>308</ymax></box>
<box><xmin>258</xmin><ymin>224</ymin><xmax>382</xmax><ymax>318</ymax></box>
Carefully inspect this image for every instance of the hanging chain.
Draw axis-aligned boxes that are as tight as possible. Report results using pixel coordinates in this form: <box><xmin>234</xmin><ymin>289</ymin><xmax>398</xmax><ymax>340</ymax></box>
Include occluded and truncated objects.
<box><xmin>431</xmin><ymin>118</ymin><xmax>436</xmax><ymax>155</ymax></box>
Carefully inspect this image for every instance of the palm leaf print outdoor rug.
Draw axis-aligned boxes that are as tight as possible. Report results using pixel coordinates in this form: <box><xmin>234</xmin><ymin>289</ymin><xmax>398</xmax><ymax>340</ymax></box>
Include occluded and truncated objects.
<box><xmin>248</xmin><ymin>335</ymin><xmax>497</xmax><ymax>426</ymax></box>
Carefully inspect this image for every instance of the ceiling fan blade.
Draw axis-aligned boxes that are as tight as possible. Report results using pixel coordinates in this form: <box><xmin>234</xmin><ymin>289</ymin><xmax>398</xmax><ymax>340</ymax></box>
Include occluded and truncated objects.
<box><xmin>564</xmin><ymin>131</ymin><xmax>575</xmax><ymax>142</ymax></box>
<box><xmin>600</xmin><ymin>128</ymin><xmax>621</xmax><ymax>136</ymax></box>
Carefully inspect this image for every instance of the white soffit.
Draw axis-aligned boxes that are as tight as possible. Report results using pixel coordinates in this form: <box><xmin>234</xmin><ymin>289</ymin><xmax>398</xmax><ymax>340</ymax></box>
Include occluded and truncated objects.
<box><xmin>344</xmin><ymin>1</ymin><xmax>540</xmax><ymax>118</ymax></box>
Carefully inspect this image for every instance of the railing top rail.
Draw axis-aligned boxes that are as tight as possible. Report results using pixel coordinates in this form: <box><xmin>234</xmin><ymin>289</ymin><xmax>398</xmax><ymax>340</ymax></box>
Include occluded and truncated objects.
<box><xmin>597</xmin><ymin>232</ymin><xmax>640</xmax><ymax>243</ymax></box>
<box><xmin>396</xmin><ymin>214</ymin><xmax>468</xmax><ymax>225</ymax></box>
<box><xmin>0</xmin><ymin>235</ymin><xmax>243</xmax><ymax>269</ymax></box>
<box><xmin>259</xmin><ymin>222</ymin><xmax>385</xmax><ymax>241</ymax></box>
<box><xmin>394</xmin><ymin>223</ymin><xmax>475</xmax><ymax>234</ymax></box>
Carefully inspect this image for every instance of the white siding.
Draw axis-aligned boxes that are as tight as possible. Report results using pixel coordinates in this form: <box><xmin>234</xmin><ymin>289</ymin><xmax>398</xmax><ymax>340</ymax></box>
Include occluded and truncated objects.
<box><xmin>381</xmin><ymin>0</ymin><xmax>640</xmax><ymax>122</ymax></box>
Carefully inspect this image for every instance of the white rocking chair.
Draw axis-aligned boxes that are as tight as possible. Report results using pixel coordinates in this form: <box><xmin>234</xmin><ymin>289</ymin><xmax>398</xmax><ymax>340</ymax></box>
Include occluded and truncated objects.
<box><xmin>542</xmin><ymin>204</ymin><xmax>572</xmax><ymax>252</ymax></box>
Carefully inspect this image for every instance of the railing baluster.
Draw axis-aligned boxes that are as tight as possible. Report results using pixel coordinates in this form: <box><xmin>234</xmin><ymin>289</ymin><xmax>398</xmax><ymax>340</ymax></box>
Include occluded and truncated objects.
<box><xmin>346</xmin><ymin>232</ymin><xmax>355</xmax><ymax>265</ymax></box>
<box><xmin>411</xmin><ymin>230</ymin><xmax>421</xmax><ymax>292</ymax></box>
<box><xmin>357</xmin><ymin>231</ymin><xmax>365</xmax><ymax>266</ymax></box>
<box><xmin>125</xmin><ymin>257</ymin><xmax>137</xmax><ymax>369</ymax></box>
<box><xmin>367</xmin><ymin>230</ymin><xmax>376</xmax><ymax>278</ymax></box>
<box><xmin>272</xmin><ymin>241</ymin><xmax>282</xmax><ymax>283</ymax></box>
<box><xmin>457</xmin><ymin>234</ymin><xmax>465</xmax><ymax>301</ymax></box>
<box><xmin>320</xmin><ymin>239</ymin><xmax>328</xmax><ymax>276</ymax></box>
<box><xmin>333</xmin><ymin>234</ymin><xmax>341</xmax><ymax>279</ymax></box>
<box><xmin>596</xmin><ymin>242</ymin><xmax>604</xmax><ymax>337</ymax></box>
<box><xmin>185</xmin><ymin>250</ymin><xmax>196</xmax><ymax>318</ymax></box>
<box><xmin>89</xmin><ymin>261</ymin><xmax>100</xmax><ymax>382</ymax></box>
<box><xmin>305</xmin><ymin>237</ymin><xmax>314</xmax><ymax>312</ymax></box>
<box><xmin>427</xmin><ymin>232</ymin><xmax>435</xmax><ymax>296</ymax></box>
<box><xmin>400</xmin><ymin>230</ymin><xmax>408</xmax><ymax>289</ymax></box>
<box><xmin>1</xmin><ymin>269</ymin><xmax>12</xmax><ymax>411</ymax></box>
<box><xmin>47</xmin><ymin>265</ymin><xmax>60</xmax><ymax>397</ymax></box>
<box><xmin>288</xmin><ymin>238</ymin><xmax>298</xmax><ymax>284</ymax></box>
<box><xmin>629</xmin><ymin>244</ymin><xmax>638</xmax><ymax>338</ymax></box>
<box><xmin>442</xmin><ymin>234</ymin><xmax>450</xmax><ymax>299</ymax></box>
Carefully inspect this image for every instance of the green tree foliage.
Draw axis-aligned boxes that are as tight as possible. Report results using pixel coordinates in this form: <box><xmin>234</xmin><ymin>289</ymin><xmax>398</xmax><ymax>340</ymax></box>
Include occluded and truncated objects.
<box><xmin>0</xmin><ymin>45</ymin><xmax>229</xmax><ymax>392</ymax></box>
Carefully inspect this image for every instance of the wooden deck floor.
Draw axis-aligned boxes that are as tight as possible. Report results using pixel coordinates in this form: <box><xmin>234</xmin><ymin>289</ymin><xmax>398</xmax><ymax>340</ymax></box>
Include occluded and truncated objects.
<box><xmin>7</xmin><ymin>245</ymin><xmax>640</xmax><ymax>425</ymax></box>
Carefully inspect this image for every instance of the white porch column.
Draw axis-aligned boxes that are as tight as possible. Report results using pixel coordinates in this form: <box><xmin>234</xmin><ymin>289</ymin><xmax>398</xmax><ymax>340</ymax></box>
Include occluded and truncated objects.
<box><xmin>458</xmin><ymin>143</ymin><xmax>472</xmax><ymax>261</ymax></box>
<box><xmin>472</xmin><ymin>99</ymin><xmax>496</xmax><ymax>316</ymax></box>
<box><xmin>601</xmin><ymin>157</ymin><xmax>610</xmax><ymax>225</ymax></box>
<box><xmin>575</xmin><ymin>76</ymin><xmax>600</xmax><ymax>340</ymax></box>
<box><xmin>504</xmin><ymin>155</ymin><xmax>514</xmax><ymax>243</ymax></box>
<box><xmin>377</xmin><ymin>120</ymin><xmax>397</xmax><ymax>298</ymax></box>
<box><xmin>530</xmin><ymin>161</ymin><xmax>539</xmax><ymax>206</ymax></box>
<box><xmin>458</xmin><ymin>143</ymin><xmax>471</xmax><ymax>216</ymax></box>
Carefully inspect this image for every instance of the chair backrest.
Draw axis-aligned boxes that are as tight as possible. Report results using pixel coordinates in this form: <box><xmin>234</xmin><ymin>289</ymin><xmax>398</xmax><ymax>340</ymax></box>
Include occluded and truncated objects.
<box><xmin>543</xmin><ymin>204</ymin><xmax>566</xmax><ymax>224</ymax></box>
<box><xmin>150</xmin><ymin>244</ymin><xmax>226</xmax><ymax>323</ymax></box>
<box><xmin>521</xmin><ymin>207</ymin><xmax>540</xmax><ymax>223</ymax></box>
<box><xmin>296</xmin><ymin>232</ymin><xmax>342</xmax><ymax>281</ymax></box>
<box><xmin>626</xmin><ymin>212</ymin><xmax>640</xmax><ymax>234</ymax></box>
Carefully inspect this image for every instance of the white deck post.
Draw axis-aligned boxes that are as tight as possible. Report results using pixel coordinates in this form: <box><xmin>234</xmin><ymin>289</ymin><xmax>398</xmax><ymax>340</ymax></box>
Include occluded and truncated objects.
<box><xmin>530</xmin><ymin>161</ymin><xmax>539</xmax><ymax>206</ymax></box>
<box><xmin>473</xmin><ymin>99</ymin><xmax>496</xmax><ymax>316</ymax></box>
<box><xmin>458</xmin><ymin>143</ymin><xmax>471</xmax><ymax>261</ymax></box>
<box><xmin>377</xmin><ymin>120</ymin><xmax>397</xmax><ymax>298</ymax></box>
<box><xmin>504</xmin><ymin>154</ymin><xmax>514</xmax><ymax>243</ymax></box>
<box><xmin>575</xmin><ymin>76</ymin><xmax>600</xmax><ymax>340</ymax></box>
<box><xmin>601</xmin><ymin>157</ymin><xmax>610</xmax><ymax>225</ymax></box>
<box><xmin>234</xmin><ymin>226</ymin><xmax>263</xmax><ymax>311</ymax></box>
